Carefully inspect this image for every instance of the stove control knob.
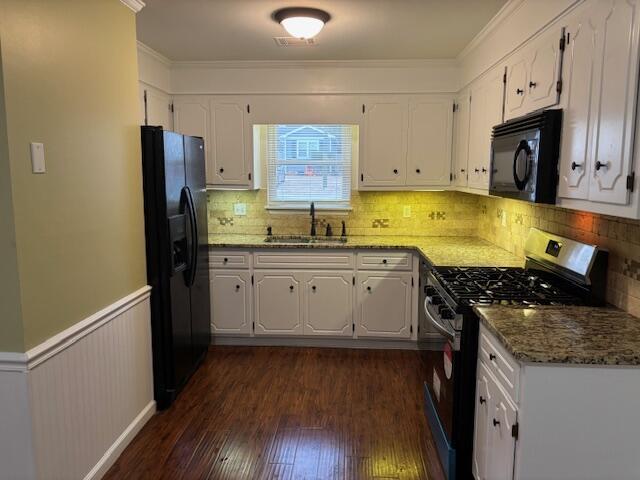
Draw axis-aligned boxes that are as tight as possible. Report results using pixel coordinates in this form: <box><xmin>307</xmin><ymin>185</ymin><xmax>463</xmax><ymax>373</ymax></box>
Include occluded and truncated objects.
<box><xmin>429</xmin><ymin>295</ymin><xmax>443</xmax><ymax>306</ymax></box>
<box><xmin>440</xmin><ymin>308</ymin><xmax>454</xmax><ymax>320</ymax></box>
<box><xmin>425</xmin><ymin>286</ymin><xmax>437</xmax><ymax>297</ymax></box>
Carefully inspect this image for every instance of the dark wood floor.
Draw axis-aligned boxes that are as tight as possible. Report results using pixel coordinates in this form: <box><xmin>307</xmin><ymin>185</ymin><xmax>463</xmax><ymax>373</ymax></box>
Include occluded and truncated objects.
<box><xmin>104</xmin><ymin>346</ymin><xmax>445</xmax><ymax>480</ymax></box>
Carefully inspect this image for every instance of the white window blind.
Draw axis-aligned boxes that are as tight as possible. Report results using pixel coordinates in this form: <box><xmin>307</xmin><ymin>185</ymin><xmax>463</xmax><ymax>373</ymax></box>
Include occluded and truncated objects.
<box><xmin>264</xmin><ymin>124</ymin><xmax>356</xmax><ymax>209</ymax></box>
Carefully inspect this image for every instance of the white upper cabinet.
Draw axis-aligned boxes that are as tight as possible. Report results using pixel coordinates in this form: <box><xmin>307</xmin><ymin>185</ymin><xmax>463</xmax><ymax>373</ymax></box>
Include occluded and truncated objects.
<box><xmin>468</xmin><ymin>67</ymin><xmax>505</xmax><ymax>191</ymax></box>
<box><xmin>360</xmin><ymin>95</ymin><xmax>453</xmax><ymax>190</ymax></box>
<box><xmin>452</xmin><ymin>90</ymin><xmax>471</xmax><ymax>187</ymax></box>
<box><xmin>406</xmin><ymin>96</ymin><xmax>453</xmax><ymax>186</ymax></box>
<box><xmin>503</xmin><ymin>27</ymin><xmax>564</xmax><ymax>121</ymax></box>
<box><xmin>209</xmin><ymin>98</ymin><xmax>253</xmax><ymax>188</ymax></box>
<box><xmin>173</xmin><ymin>95</ymin><xmax>258</xmax><ymax>190</ymax></box>
<box><xmin>143</xmin><ymin>87</ymin><xmax>173</xmax><ymax>130</ymax></box>
<box><xmin>361</xmin><ymin>97</ymin><xmax>409</xmax><ymax>187</ymax></box>
<box><xmin>558</xmin><ymin>0</ymin><xmax>640</xmax><ymax>208</ymax></box>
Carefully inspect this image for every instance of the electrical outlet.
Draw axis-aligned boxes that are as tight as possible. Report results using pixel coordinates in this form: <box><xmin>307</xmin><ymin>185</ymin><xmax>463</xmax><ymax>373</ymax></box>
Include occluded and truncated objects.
<box><xmin>403</xmin><ymin>205</ymin><xmax>411</xmax><ymax>218</ymax></box>
<box><xmin>233</xmin><ymin>203</ymin><xmax>247</xmax><ymax>216</ymax></box>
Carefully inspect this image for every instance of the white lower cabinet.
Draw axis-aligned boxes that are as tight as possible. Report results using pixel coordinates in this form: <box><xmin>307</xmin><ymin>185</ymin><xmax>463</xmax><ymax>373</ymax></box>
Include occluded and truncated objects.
<box><xmin>304</xmin><ymin>272</ymin><xmax>354</xmax><ymax>336</ymax></box>
<box><xmin>356</xmin><ymin>272</ymin><xmax>412</xmax><ymax>339</ymax></box>
<box><xmin>210</xmin><ymin>249</ymin><xmax>417</xmax><ymax>341</ymax></box>
<box><xmin>486</xmin><ymin>373</ymin><xmax>517</xmax><ymax>480</ymax></box>
<box><xmin>253</xmin><ymin>271</ymin><xmax>304</xmax><ymax>336</ymax></box>
<box><xmin>209</xmin><ymin>270</ymin><xmax>251</xmax><ymax>334</ymax></box>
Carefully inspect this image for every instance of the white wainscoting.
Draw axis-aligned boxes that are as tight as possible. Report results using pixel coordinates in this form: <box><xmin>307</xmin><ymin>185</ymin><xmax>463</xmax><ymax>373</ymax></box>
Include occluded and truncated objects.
<box><xmin>0</xmin><ymin>286</ymin><xmax>155</xmax><ymax>480</ymax></box>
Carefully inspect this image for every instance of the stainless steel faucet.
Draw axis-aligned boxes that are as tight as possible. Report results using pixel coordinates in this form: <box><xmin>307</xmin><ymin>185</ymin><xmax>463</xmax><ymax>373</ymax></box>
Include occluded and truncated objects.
<box><xmin>310</xmin><ymin>202</ymin><xmax>316</xmax><ymax>236</ymax></box>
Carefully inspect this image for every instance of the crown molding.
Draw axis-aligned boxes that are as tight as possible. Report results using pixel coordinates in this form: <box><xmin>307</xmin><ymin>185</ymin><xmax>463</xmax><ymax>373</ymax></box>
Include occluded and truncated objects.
<box><xmin>456</xmin><ymin>0</ymin><xmax>525</xmax><ymax>61</ymax></box>
<box><xmin>120</xmin><ymin>0</ymin><xmax>145</xmax><ymax>13</ymax></box>
<box><xmin>171</xmin><ymin>58</ymin><xmax>459</xmax><ymax>70</ymax></box>
<box><xmin>137</xmin><ymin>41</ymin><xmax>172</xmax><ymax>66</ymax></box>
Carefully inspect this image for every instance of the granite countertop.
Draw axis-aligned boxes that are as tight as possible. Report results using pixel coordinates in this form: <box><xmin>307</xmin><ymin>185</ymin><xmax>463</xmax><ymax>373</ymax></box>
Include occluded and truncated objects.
<box><xmin>208</xmin><ymin>234</ymin><xmax>523</xmax><ymax>268</ymax></box>
<box><xmin>474</xmin><ymin>305</ymin><xmax>640</xmax><ymax>366</ymax></box>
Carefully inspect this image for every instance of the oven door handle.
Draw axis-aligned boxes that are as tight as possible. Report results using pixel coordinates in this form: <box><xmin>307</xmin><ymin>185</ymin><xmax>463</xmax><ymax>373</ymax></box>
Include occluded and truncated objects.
<box><xmin>423</xmin><ymin>297</ymin><xmax>457</xmax><ymax>344</ymax></box>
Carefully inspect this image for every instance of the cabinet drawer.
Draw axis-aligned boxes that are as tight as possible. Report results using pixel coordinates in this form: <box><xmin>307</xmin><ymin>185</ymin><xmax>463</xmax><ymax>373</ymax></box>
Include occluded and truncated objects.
<box><xmin>479</xmin><ymin>324</ymin><xmax>520</xmax><ymax>403</ymax></box>
<box><xmin>209</xmin><ymin>251</ymin><xmax>251</xmax><ymax>269</ymax></box>
<box><xmin>254</xmin><ymin>251</ymin><xmax>355</xmax><ymax>270</ymax></box>
<box><xmin>357</xmin><ymin>251</ymin><xmax>412</xmax><ymax>271</ymax></box>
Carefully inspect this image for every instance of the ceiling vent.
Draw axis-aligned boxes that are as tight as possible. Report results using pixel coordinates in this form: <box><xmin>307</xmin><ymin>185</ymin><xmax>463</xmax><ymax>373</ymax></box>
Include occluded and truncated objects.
<box><xmin>273</xmin><ymin>36</ymin><xmax>316</xmax><ymax>47</ymax></box>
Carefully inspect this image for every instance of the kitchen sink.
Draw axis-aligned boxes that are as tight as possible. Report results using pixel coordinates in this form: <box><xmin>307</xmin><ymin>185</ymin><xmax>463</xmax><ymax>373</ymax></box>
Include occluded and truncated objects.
<box><xmin>264</xmin><ymin>235</ymin><xmax>347</xmax><ymax>245</ymax></box>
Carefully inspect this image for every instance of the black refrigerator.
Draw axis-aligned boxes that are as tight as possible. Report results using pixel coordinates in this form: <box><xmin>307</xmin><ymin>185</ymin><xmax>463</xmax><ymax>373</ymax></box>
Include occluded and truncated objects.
<box><xmin>141</xmin><ymin>126</ymin><xmax>210</xmax><ymax>410</ymax></box>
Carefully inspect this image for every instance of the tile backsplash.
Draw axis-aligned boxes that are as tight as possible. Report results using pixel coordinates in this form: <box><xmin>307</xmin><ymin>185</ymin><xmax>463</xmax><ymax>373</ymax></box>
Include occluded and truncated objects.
<box><xmin>207</xmin><ymin>190</ymin><xmax>479</xmax><ymax>237</ymax></box>
<box><xmin>208</xmin><ymin>189</ymin><xmax>640</xmax><ymax>317</ymax></box>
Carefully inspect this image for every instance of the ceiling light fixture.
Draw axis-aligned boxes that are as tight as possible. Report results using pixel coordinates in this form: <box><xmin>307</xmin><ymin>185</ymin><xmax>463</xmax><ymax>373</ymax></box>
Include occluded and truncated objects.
<box><xmin>273</xmin><ymin>7</ymin><xmax>331</xmax><ymax>39</ymax></box>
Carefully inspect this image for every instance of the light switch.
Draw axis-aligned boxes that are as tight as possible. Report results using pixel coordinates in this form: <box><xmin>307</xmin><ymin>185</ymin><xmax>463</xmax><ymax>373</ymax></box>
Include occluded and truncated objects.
<box><xmin>30</xmin><ymin>142</ymin><xmax>45</xmax><ymax>173</ymax></box>
<box><xmin>403</xmin><ymin>205</ymin><xmax>411</xmax><ymax>218</ymax></box>
<box><xmin>233</xmin><ymin>203</ymin><xmax>247</xmax><ymax>216</ymax></box>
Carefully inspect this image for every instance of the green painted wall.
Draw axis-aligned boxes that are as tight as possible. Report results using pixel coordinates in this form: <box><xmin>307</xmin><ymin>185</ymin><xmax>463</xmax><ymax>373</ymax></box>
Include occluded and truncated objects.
<box><xmin>0</xmin><ymin>0</ymin><xmax>147</xmax><ymax>351</ymax></box>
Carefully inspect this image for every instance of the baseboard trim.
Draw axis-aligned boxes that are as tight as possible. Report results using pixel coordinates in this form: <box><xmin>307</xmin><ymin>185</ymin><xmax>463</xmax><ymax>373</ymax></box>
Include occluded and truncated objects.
<box><xmin>26</xmin><ymin>286</ymin><xmax>152</xmax><ymax>370</ymax></box>
<box><xmin>83</xmin><ymin>400</ymin><xmax>156</xmax><ymax>480</ymax></box>
<box><xmin>211</xmin><ymin>335</ymin><xmax>420</xmax><ymax>350</ymax></box>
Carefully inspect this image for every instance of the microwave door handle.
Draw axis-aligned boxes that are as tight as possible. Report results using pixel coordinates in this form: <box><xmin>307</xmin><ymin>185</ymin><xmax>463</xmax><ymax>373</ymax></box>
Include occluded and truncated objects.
<box><xmin>423</xmin><ymin>297</ymin><xmax>456</xmax><ymax>343</ymax></box>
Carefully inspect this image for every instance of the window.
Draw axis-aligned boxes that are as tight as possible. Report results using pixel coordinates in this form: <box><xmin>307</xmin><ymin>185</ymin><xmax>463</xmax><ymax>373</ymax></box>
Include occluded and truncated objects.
<box><xmin>259</xmin><ymin>124</ymin><xmax>357</xmax><ymax>210</ymax></box>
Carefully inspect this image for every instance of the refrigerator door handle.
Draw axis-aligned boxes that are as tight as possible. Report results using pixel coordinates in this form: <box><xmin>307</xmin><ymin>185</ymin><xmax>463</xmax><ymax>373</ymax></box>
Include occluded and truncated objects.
<box><xmin>182</xmin><ymin>186</ymin><xmax>198</xmax><ymax>287</ymax></box>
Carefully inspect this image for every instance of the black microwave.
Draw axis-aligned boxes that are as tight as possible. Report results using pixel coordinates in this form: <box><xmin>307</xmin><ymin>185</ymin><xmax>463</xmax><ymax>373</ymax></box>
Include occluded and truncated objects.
<box><xmin>489</xmin><ymin>109</ymin><xmax>562</xmax><ymax>204</ymax></box>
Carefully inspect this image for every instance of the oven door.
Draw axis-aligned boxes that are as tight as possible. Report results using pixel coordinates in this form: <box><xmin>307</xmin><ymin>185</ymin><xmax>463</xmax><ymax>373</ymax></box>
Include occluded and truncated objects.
<box><xmin>490</xmin><ymin>130</ymin><xmax>540</xmax><ymax>202</ymax></box>
<box><xmin>422</xmin><ymin>299</ymin><xmax>461</xmax><ymax>479</ymax></box>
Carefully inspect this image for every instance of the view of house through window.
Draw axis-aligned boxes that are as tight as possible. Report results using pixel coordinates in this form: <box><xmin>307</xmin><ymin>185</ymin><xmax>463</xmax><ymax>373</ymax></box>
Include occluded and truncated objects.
<box><xmin>256</xmin><ymin>124</ymin><xmax>358</xmax><ymax>210</ymax></box>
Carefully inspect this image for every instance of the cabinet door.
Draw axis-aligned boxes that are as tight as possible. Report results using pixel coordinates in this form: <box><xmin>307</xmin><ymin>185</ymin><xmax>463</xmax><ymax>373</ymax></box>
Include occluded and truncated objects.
<box><xmin>453</xmin><ymin>91</ymin><xmax>471</xmax><ymax>187</ymax></box>
<box><xmin>525</xmin><ymin>27</ymin><xmax>564</xmax><ymax>113</ymax></box>
<box><xmin>357</xmin><ymin>272</ymin><xmax>412</xmax><ymax>339</ymax></box>
<box><xmin>473</xmin><ymin>362</ymin><xmax>494</xmax><ymax>480</ymax></box>
<box><xmin>504</xmin><ymin>57</ymin><xmax>527</xmax><ymax>121</ymax></box>
<box><xmin>487</xmin><ymin>375</ymin><xmax>518</xmax><ymax>480</ymax></box>
<box><xmin>210</xmin><ymin>270</ymin><xmax>251</xmax><ymax>335</ymax></box>
<box><xmin>254</xmin><ymin>271</ymin><xmax>303</xmax><ymax>336</ymax></box>
<box><xmin>210</xmin><ymin>98</ymin><xmax>251</xmax><ymax>187</ymax></box>
<box><xmin>145</xmin><ymin>88</ymin><xmax>173</xmax><ymax>130</ymax></box>
<box><xmin>304</xmin><ymin>272</ymin><xmax>353</xmax><ymax>336</ymax></box>
<box><xmin>173</xmin><ymin>98</ymin><xmax>210</xmax><ymax>178</ymax></box>
<box><xmin>361</xmin><ymin>98</ymin><xmax>408</xmax><ymax>187</ymax></box>
<box><xmin>406</xmin><ymin>96</ymin><xmax>453</xmax><ymax>186</ymax></box>
<box><xmin>558</xmin><ymin>13</ymin><xmax>597</xmax><ymax>200</ymax></box>
<box><xmin>587</xmin><ymin>0</ymin><xmax>640</xmax><ymax>205</ymax></box>
<box><xmin>468</xmin><ymin>68</ymin><xmax>505</xmax><ymax>190</ymax></box>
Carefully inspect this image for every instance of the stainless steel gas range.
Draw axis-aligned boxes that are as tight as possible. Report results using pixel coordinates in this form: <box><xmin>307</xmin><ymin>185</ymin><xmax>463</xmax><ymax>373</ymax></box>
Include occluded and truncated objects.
<box><xmin>418</xmin><ymin>228</ymin><xmax>608</xmax><ymax>480</ymax></box>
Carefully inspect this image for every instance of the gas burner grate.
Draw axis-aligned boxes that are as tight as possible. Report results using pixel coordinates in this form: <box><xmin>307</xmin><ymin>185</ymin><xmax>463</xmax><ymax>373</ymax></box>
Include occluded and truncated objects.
<box><xmin>432</xmin><ymin>266</ymin><xmax>584</xmax><ymax>307</ymax></box>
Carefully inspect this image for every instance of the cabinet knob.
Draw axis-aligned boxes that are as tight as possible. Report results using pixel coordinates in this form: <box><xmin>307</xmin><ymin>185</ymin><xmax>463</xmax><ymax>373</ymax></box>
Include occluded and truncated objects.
<box><xmin>367</xmin><ymin>286</ymin><xmax>372</xmax><ymax>292</ymax></box>
<box><xmin>489</xmin><ymin>353</ymin><xmax>496</xmax><ymax>361</ymax></box>
<box><xmin>475</xmin><ymin>168</ymin><xmax>480</xmax><ymax>173</ymax></box>
<box><xmin>482</xmin><ymin>167</ymin><xmax>487</xmax><ymax>173</ymax></box>
<box><xmin>595</xmin><ymin>161</ymin><xmax>608</xmax><ymax>171</ymax></box>
<box><xmin>393</xmin><ymin>169</ymin><xmax>398</xmax><ymax>174</ymax></box>
<box><xmin>571</xmin><ymin>162</ymin><xmax>583</xmax><ymax>171</ymax></box>
<box><xmin>529</xmin><ymin>81</ymin><xmax>537</xmax><ymax>88</ymax></box>
<box><xmin>516</xmin><ymin>88</ymin><xmax>524</xmax><ymax>95</ymax></box>
<box><xmin>223</xmin><ymin>258</ymin><xmax>228</xmax><ymax>263</ymax></box>
<box><xmin>289</xmin><ymin>285</ymin><xmax>294</xmax><ymax>291</ymax></box>
<box><xmin>493</xmin><ymin>418</ymin><xmax>500</xmax><ymax>427</ymax></box>
<box><xmin>382</xmin><ymin>259</ymin><xmax>388</xmax><ymax>264</ymax></box>
<box><xmin>235</xmin><ymin>285</ymin><xmax>240</xmax><ymax>290</ymax></box>
<box><xmin>312</xmin><ymin>285</ymin><xmax>316</xmax><ymax>291</ymax></box>
<box><xmin>219</xmin><ymin>167</ymin><xmax>224</xmax><ymax>173</ymax></box>
<box><xmin>461</xmin><ymin>168</ymin><xmax>466</xmax><ymax>173</ymax></box>
<box><xmin>416</xmin><ymin>168</ymin><xmax>421</xmax><ymax>174</ymax></box>
<box><xmin>479</xmin><ymin>396</ymin><xmax>486</xmax><ymax>405</ymax></box>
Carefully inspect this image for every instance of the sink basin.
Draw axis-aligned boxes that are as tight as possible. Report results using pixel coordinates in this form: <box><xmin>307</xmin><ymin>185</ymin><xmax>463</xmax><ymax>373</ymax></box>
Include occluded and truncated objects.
<box><xmin>264</xmin><ymin>235</ymin><xmax>347</xmax><ymax>245</ymax></box>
